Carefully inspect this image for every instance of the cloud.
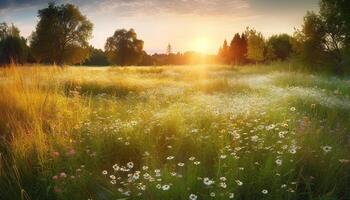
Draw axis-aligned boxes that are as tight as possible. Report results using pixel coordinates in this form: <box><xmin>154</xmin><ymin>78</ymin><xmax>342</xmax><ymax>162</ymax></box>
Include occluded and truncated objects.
<box><xmin>0</xmin><ymin>0</ymin><xmax>250</xmax><ymax>16</ymax></box>
<box><xmin>1</xmin><ymin>0</ymin><xmax>318</xmax><ymax>18</ymax></box>
<box><xmin>0</xmin><ymin>0</ymin><xmax>49</xmax><ymax>9</ymax></box>
<box><xmin>76</xmin><ymin>0</ymin><xmax>250</xmax><ymax>17</ymax></box>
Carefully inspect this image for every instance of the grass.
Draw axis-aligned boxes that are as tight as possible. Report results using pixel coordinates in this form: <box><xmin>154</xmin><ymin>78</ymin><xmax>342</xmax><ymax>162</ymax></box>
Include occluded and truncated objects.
<box><xmin>0</xmin><ymin>63</ymin><xmax>349</xmax><ymax>200</ymax></box>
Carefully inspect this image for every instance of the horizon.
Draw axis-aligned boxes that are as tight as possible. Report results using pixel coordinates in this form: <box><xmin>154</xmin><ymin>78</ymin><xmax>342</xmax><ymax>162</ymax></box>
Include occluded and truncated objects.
<box><xmin>0</xmin><ymin>0</ymin><xmax>319</xmax><ymax>54</ymax></box>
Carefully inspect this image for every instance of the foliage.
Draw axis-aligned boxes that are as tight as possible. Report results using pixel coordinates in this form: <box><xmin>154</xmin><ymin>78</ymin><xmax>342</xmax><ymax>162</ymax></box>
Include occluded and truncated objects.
<box><xmin>229</xmin><ymin>33</ymin><xmax>248</xmax><ymax>65</ymax></box>
<box><xmin>82</xmin><ymin>47</ymin><xmax>110</xmax><ymax>66</ymax></box>
<box><xmin>30</xmin><ymin>2</ymin><xmax>93</xmax><ymax>66</ymax></box>
<box><xmin>0</xmin><ymin>22</ymin><xmax>20</xmax><ymax>39</ymax></box>
<box><xmin>246</xmin><ymin>28</ymin><xmax>265</xmax><ymax>63</ymax></box>
<box><xmin>105</xmin><ymin>29</ymin><xmax>144</xmax><ymax>66</ymax></box>
<box><xmin>266</xmin><ymin>34</ymin><xmax>293</xmax><ymax>61</ymax></box>
<box><xmin>0</xmin><ymin>22</ymin><xmax>28</xmax><ymax>65</ymax></box>
<box><xmin>218</xmin><ymin>40</ymin><xmax>230</xmax><ymax>64</ymax></box>
<box><xmin>294</xmin><ymin>0</ymin><xmax>350</xmax><ymax>72</ymax></box>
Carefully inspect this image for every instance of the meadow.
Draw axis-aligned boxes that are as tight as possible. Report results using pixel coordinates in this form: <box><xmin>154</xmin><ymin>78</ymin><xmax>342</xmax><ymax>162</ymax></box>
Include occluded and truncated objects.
<box><xmin>0</xmin><ymin>63</ymin><xmax>350</xmax><ymax>200</ymax></box>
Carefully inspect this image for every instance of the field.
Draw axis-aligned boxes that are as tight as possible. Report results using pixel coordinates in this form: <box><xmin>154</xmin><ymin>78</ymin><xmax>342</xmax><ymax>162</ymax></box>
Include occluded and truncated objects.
<box><xmin>0</xmin><ymin>64</ymin><xmax>350</xmax><ymax>200</ymax></box>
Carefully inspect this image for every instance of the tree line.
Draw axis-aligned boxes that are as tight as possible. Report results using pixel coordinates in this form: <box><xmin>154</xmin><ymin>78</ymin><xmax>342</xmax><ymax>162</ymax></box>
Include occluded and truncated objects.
<box><xmin>218</xmin><ymin>28</ymin><xmax>292</xmax><ymax>65</ymax></box>
<box><xmin>0</xmin><ymin>0</ymin><xmax>349</xmax><ymax>73</ymax></box>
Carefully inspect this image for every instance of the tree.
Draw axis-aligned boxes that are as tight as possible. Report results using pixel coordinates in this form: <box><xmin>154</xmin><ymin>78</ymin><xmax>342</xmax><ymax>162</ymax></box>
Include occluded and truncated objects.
<box><xmin>293</xmin><ymin>12</ymin><xmax>327</xmax><ymax>67</ymax></box>
<box><xmin>218</xmin><ymin>40</ymin><xmax>230</xmax><ymax>64</ymax></box>
<box><xmin>246</xmin><ymin>28</ymin><xmax>265</xmax><ymax>63</ymax></box>
<box><xmin>266</xmin><ymin>34</ymin><xmax>293</xmax><ymax>61</ymax></box>
<box><xmin>229</xmin><ymin>33</ymin><xmax>248</xmax><ymax>65</ymax></box>
<box><xmin>229</xmin><ymin>33</ymin><xmax>241</xmax><ymax>65</ymax></box>
<box><xmin>238</xmin><ymin>33</ymin><xmax>248</xmax><ymax>64</ymax></box>
<box><xmin>294</xmin><ymin>0</ymin><xmax>350</xmax><ymax>72</ymax></box>
<box><xmin>82</xmin><ymin>47</ymin><xmax>109</xmax><ymax>66</ymax></box>
<box><xmin>166</xmin><ymin>43</ymin><xmax>172</xmax><ymax>55</ymax></box>
<box><xmin>0</xmin><ymin>23</ymin><xmax>20</xmax><ymax>39</ymax></box>
<box><xmin>0</xmin><ymin>23</ymin><xmax>28</xmax><ymax>65</ymax></box>
<box><xmin>30</xmin><ymin>2</ymin><xmax>93</xmax><ymax>66</ymax></box>
<box><xmin>105</xmin><ymin>29</ymin><xmax>144</xmax><ymax>66</ymax></box>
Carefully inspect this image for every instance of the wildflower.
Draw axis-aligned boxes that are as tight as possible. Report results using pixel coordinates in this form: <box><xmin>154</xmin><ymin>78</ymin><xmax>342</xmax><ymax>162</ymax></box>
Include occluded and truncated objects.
<box><xmin>203</xmin><ymin>177</ymin><xmax>214</xmax><ymax>186</ymax></box>
<box><xmin>220</xmin><ymin>182</ymin><xmax>227</xmax><ymax>188</ymax></box>
<box><xmin>235</xmin><ymin>180</ymin><xmax>243</xmax><ymax>186</ymax></box>
<box><xmin>262</xmin><ymin>189</ymin><xmax>268</xmax><ymax>194</ymax></box>
<box><xmin>142</xmin><ymin>166</ymin><xmax>149</xmax><ymax>170</ymax></box>
<box><xmin>59</xmin><ymin>172</ymin><xmax>67</xmax><ymax>178</ymax></box>
<box><xmin>189</xmin><ymin>157</ymin><xmax>196</xmax><ymax>161</ymax></box>
<box><xmin>177</xmin><ymin>162</ymin><xmax>185</xmax><ymax>167</ymax></box>
<box><xmin>110</xmin><ymin>175</ymin><xmax>116</xmax><ymax>180</ymax></box>
<box><xmin>210</xmin><ymin>192</ymin><xmax>216</xmax><ymax>197</ymax></box>
<box><xmin>321</xmin><ymin>146</ymin><xmax>332</xmax><ymax>153</ymax></box>
<box><xmin>194</xmin><ymin>161</ymin><xmax>201</xmax><ymax>165</ymax></box>
<box><xmin>251</xmin><ymin>135</ymin><xmax>259</xmax><ymax>142</ymax></box>
<box><xmin>162</xmin><ymin>184</ymin><xmax>170</xmax><ymax>191</ymax></box>
<box><xmin>229</xmin><ymin>193</ymin><xmax>235</xmax><ymax>199</ymax></box>
<box><xmin>281</xmin><ymin>184</ymin><xmax>287</xmax><ymax>188</ymax></box>
<box><xmin>127</xmin><ymin>162</ymin><xmax>134</xmax><ymax>169</ymax></box>
<box><xmin>52</xmin><ymin>175</ymin><xmax>58</xmax><ymax>180</ymax></box>
<box><xmin>275</xmin><ymin>159</ymin><xmax>282</xmax><ymax>166</ymax></box>
<box><xmin>289</xmin><ymin>149</ymin><xmax>297</xmax><ymax>154</ymax></box>
<box><xmin>156</xmin><ymin>184</ymin><xmax>162</xmax><ymax>189</ymax></box>
<box><xmin>220</xmin><ymin>155</ymin><xmax>227</xmax><ymax>159</ymax></box>
<box><xmin>111</xmin><ymin>180</ymin><xmax>117</xmax><ymax>184</ymax></box>
<box><xmin>189</xmin><ymin>194</ymin><xmax>197</xmax><ymax>200</ymax></box>
<box><xmin>67</xmin><ymin>149</ymin><xmax>76</xmax><ymax>156</ymax></box>
<box><xmin>290</xmin><ymin>107</ymin><xmax>296</xmax><ymax>112</ymax></box>
<box><xmin>102</xmin><ymin>170</ymin><xmax>108</xmax><ymax>175</ymax></box>
<box><xmin>52</xmin><ymin>151</ymin><xmax>60</xmax><ymax>157</ymax></box>
<box><xmin>113</xmin><ymin>164</ymin><xmax>119</xmax><ymax>171</ymax></box>
<box><xmin>166</xmin><ymin>156</ymin><xmax>174</xmax><ymax>160</ymax></box>
<box><xmin>219</xmin><ymin>177</ymin><xmax>227</xmax><ymax>182</ymax></box>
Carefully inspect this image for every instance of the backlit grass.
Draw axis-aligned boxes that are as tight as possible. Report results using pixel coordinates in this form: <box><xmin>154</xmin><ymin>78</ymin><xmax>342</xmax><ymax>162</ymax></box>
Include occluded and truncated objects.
<box><xmin>0</xmin><ymin>64</ymin><xmax>349</xmax><ymax>200</ymax></box>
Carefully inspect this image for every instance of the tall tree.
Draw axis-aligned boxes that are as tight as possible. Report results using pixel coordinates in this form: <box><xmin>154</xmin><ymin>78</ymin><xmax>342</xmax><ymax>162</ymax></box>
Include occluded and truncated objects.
<box><xmin>0</xmin><ymin>22</ymin><xmax>28</xmax><ymax>65</ymax></box>
<box><xmin>267</xmin><ymin>34</ymin><xmax>293</xmax><ymax>61</ymax></box>
<box><xmin>0</xmin><ymin>23</ymin><xmax>20</xmax><ymax>39</ymax></box>
<box><xmin>105</xmin><ymin>29</ymin><xmax>144</xmax><ymax>66</ymax></box>
<box><xmin>319</xmin><ymin>0</ymin><xmax>350</xmax><ymax>63</ymax></box>
<box><xmin>246</xmin><ymin>28</ymin><xmax>265</xmax><ymax>64</ymax></box>
<box><xmin>229</xmin><ymin>33</ymin><xmax>241</xmax><ymax>65</ymax></box>
<box><xmin>166</xmin><ymin>43</ymin><xmax>172</xmax><ymax>55</ymax></box>
<box><xmin>293</xmin><ymin>12</ymin><xmax>327</xmax><ymax>68</ymax></box>
<box><xmin>218</xmin><ymin>40</ymin><xmax>230</xmax><ymax>64</ymax></box>
<box><xmin>238</xmin><ymin>33</ymin><xmax>248</xmax><ymax>64</ymax></box>
<box><xmin>30</xmin><ymin>3</ymin><xmax>93</xmax><ymax>66</ymax></box>
<box><xmin>294</xmin><ymin>0</ymin><xmax>350</xmax><ymax>71</ymax></box>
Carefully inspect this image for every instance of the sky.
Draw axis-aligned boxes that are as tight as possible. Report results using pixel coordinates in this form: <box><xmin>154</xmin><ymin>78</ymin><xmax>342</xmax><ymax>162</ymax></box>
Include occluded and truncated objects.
<box><xmin>0</xmin><ymin>0</ymin><xmax>319</xmax><ymax>54</ymax></box>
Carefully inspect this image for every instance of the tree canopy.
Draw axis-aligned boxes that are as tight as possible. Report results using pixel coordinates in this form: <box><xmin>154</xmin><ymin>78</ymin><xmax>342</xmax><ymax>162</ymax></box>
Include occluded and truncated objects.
<box><xmin>246</xmin><ymin>28</ymin><xmax>265</xmax><ymax>63</ymax></box>
<box><xmin>105</xmin><ymin>29</ymin><xmax>144</xmax><ymax>66</ymax></box>
<box><xmin>0</xmin><ymin>22</ymin><xmax>28</xmax><ymax>65</ymax></box>
<box><xmin>30</xmin><ymin>2</ymin><xmax>93</xmax><ymax>66</ymax></box>
<box><xmin>267</xmin><ymin>34</ymin><xmax>293</xmax><ymax>61</ymax></box>
<box><xmin>293</xmin><ymin>0</ymin><xmax>350</xmax><ymax>72</ymax></box>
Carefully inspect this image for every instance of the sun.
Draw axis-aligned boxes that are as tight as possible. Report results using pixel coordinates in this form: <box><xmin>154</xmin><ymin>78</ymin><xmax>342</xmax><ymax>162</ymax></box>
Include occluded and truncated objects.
<box><xmin>193</xmin><ymin>37</ymin><xmax>211</xmax><ymax>54</ymax></box>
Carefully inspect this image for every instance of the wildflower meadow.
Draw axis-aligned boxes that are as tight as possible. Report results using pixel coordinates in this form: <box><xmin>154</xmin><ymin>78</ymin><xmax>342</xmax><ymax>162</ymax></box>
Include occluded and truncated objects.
<box><xmin>0</xmin><ymin>64</ymin><xmax>349</xmax><ymax>199</ymax></box>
